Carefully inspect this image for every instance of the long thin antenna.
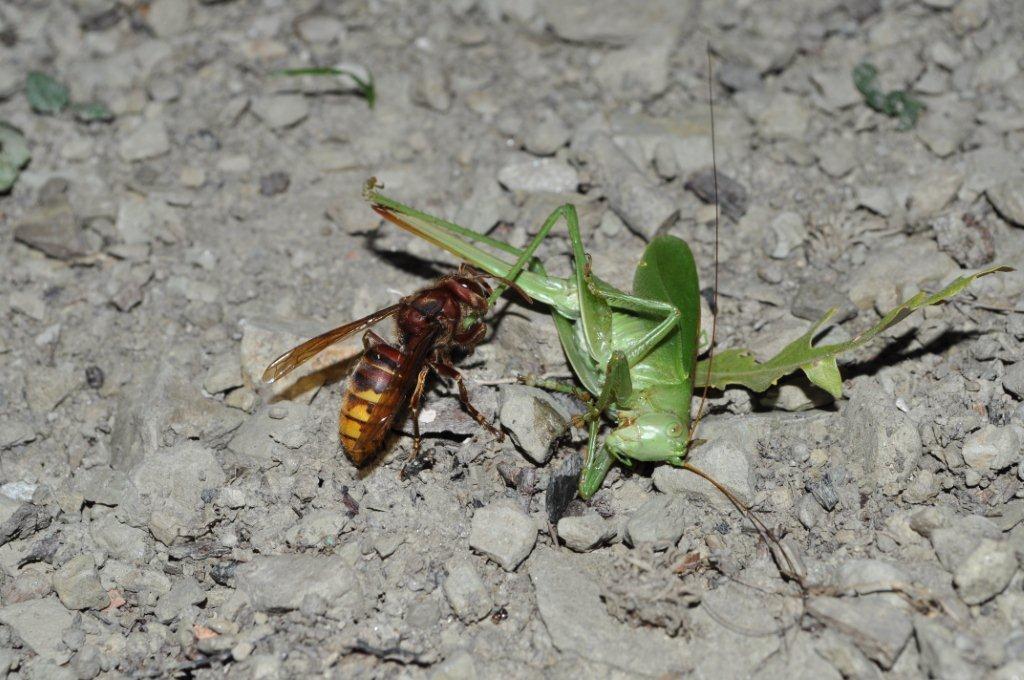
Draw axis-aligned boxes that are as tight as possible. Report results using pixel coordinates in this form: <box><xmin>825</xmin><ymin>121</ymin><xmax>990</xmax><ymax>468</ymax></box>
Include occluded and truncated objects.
<box><xmin>689</xmin><ymin>44</ymin><xmax>721</xmax><ymax>442</ymax></box>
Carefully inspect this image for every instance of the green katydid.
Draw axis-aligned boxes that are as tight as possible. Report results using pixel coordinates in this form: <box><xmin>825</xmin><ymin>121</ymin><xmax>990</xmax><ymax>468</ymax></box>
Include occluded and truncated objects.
<box><xmin>364</xmin><ymin>178</ymin><xmax>1009</xmax><ymax>501</ymax></box>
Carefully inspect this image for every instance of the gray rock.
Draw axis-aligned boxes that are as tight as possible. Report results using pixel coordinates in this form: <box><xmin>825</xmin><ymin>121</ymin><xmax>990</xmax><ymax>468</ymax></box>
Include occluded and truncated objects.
<box><xmin>763</xmin><ymin>211</ymin><xmax>807</xmax><ymax>259</ymax></box>
<box><xmin>228</xmin><ymin>401</ymin><xmax>312</xmax><ymax>464</ymax></box>
<box><xmin>756</xmin><ymin>93</ymin><xmax>810</xmax><ymax>140</ymax></box>
<box><xmin>992</xmin><ymin>662</ymin><xmax>1024</xmax><ymax>680</ymax></box>
<box><xmin>125</xmin><ymin>441</ymin><xmax>225</xmax><ymax>545</ymax></box>
<box><xmin>540</xmin><ymin>0</ymin><xmax>688</xmax><ymax>46</ymax></box>
<box><xmin>0</xmin><ymin>502</ymin><xmax>50</xmax><ymax>546</ymax></box>
<box><xmin>625</xmin><ymin>495</ymin><xmax>688</xmax><ymax>549</ymax></box>
<box><xmin>834</xmin><ymin>559</ymin><xmax>912</xmax><ymax>608</ymax></box>
<box><xmin>931</xmin><ymin>211</ymin><xmax>997</xmax><ymax>268</ymax></box>
<box><xmin>413</xmin><ymin>63</ymin><xmax>452</xmax><ymax>112</ymax></box>
<box><xmin>53</xmin><ymin>554</ymin><xmax>109</xmax><ymax>610</ymax></box>
<box><xmin>442</xmin><ymin>558</ymin><xmax>492</xmax><ymax>623</ymax></box>
<box><xmin>653</xmin><ymin>440</ymin><xmax>753</xmax><ymax>509</ymax></box>
<box><xmin>858</xmin><ymin>186</ymin><xmax>895</xmax><ymax>217</ymax></box>
<box><xmin>914</xmin><ymin>617</ymin><xmax>980</xmax><ymax>680</ymax></box>
<box><xmin>952</xmin><ymin>538</ymin><xmax>1018</xmax><ymax>604</ymax></box>
<box><xmin>909</xmin><ymin>168</ymin><xmax>963</xmax><ymax>222</ymax></box>
<box><xmin>252</xmin><ymin>95</ymin><xmax>310</xmax><ymax>129</ymax></box>
<box><xmin>929</xmin><ymin>514</ymin><xmax>1000</xmax><ymax>571</ymax></box>
<box><xmin>147</xmin><ymin>0</ymin><xmax>190</xmax><ymax>36</ymax></box>
<box><xmin>154</xmin><ymin>576</ymin><xmax>205</xmax><ymax>623</ymax></box>
<box><xmin>203</xmin><ymin>355</ymin><xmax>244</xmax><ymax>394</ymax></box>
<box><xmin>14</xmin><ymin>197</ymin><xmax>92</xmax><ymax>261</ymax></box>
<box><xmin>468</xmin><ymin>500</ymin><xmax>537</xmax><ymax>571</ymax></box>
<box><xmin>577</xmin><ymin>133</ymin><xmax>678</xmax><ymax>239</ymax></box>
<box><xmin>72</xmin><ymin>466</ymin><xmax>129</xmax><ymax>506</ymax></box>
<box><xmin>796</xmin><ymin>493</ymin><xmax>825</xmax><ymax>528</ymax></box>
<box><xmin>961</xmin><ymin>424</ymin><xmax>1022</xmax><ymax>472</ymax></box>
<box><xmin>89</xmin><ymin>514</ymin><xmax>152</xmax><ymax>563</ymax></box>
<box><xmin>806</xmin><ymin>596</ymin><xmax>912</xmax><ymax>669</ymax></box>
<box><xmin>110</xmin><ymin>363</ymin><xmax>242</xmax><ymax>471</ymax></box>
<box><xmin>431</xmin><ymin>650</ymin><xmax>478</xmax><ymax>680</ymax></box>
<box><xmin>70</xmin><ymin>645</ymin><xmax>102</xmax><ymax>680</ymax></box>
<box><xmin>593</xmin><ymin>32</ymin><xmax>674</xmax><ymax>100</ymax></box>
<box><xmin>684</xmin><ymin>168</ymin><xmax>749</xmax><ymax>221</ymax></box>
<box><xmin>814</xmin><ymin>630</ymin><xmax>883</xmax><ymax>680</ymax></box>
<box><xmin>496</xmin><ymin>158</ymin><xmax>579</xmax><ymax>195</ymax></box>
<box><xmin>558</xmin><ymin>511</ymin><xmax>614</xmax><ymax>551</ymax></box>
<box><xmin>114</xmin><ymin>200</ymin><xmax>154</xmax><ymax>245</ymax></box>
<box><xmin>295</xmin><ymin>14</ymin><xmax>345</xmax><ymax>43</ymax></box>
<box><xmin>24</xmin><ymin>364</ymin><xmax>79</xmax><ymax>414</ymax></box>
<box><xmin>119</xmin><ymin>119</ymin><xmax>170</xmax><ymax>162</ymax></box>
<box><xmin>284</xmin><ymin>510</ymin><xmax>348</xmax><ymax>548</ymax></box>
<box><xmin>234</xmin><ymin>555</ymin><xmax>362</xmax><ymax>613</ymax></box>
<box><xmin>522</xmin><ymin>111</ymin><xmax>571</xmax><ymax>156</ymax></box>
<box><xmin>0</xmin><ymin>420</ymin><xmax>36</xmax><ymax>449</ymax></box>
<box><xmin>841</xmin><ymin>384</ymin><xmax>922</xmax><ymax>491</ymax></box>
<box><xmin>498</xmin><ymin>385</ymin><xmax>570</xmax><ymax>464</ymax></box>
<box><xmin>811</xmin><ymin>70</ymin><xmax>862</xmax><ymax>110</ymax></box>
<box><xmin>529</xmin><ymin>550</ymin><xmax>690</xmax><ymax>676</ymax></box>
<box><xmin>0</xmin><ymin>597</ymin><xmax>74</xmax><ymax>664</ymax></box>
<box><xmin>1005</xmin><ymin>362</ymin><xmax>1024</xmax><ymax>399</ymax></box>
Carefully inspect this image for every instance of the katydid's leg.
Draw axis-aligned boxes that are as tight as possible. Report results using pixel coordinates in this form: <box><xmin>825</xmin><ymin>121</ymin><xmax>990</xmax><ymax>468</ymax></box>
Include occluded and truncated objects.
<box><xmin>600</xmin><ymin>289</ymin><xmax>683</xmax><ymax>368</ymax></box>
<box><xmin>593</xmin><ymin>351</ymin><xmax>632</xmax><ymax>413</ymax></box>
<box><xmin>517</xmin><ymin>375</ymin><xmax>592</xmax><ymax>401</ymax></box>
<box><xmin>486</xmin><ymin>205</ymin><xmax>578</xmax><ymax>307</ymax></box>
<box><xmin>579</xmin><ymin>419</ymin><xmax>614</xmax><ymax>500</ymax></box>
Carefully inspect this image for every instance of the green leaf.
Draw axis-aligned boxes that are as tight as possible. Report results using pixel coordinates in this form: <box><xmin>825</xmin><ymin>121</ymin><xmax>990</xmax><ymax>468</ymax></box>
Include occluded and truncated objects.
<box><xmin>73</xmin><ymin>102</ymin><xmax>114</xmax><ymax>123</ymax></box>
<box><xmin>275</xmin><ymin>66</ymin><xmax>376</xmax><ymax>108</ymax></box>
<box><xmin>695</xmin><ymin>265</ymin><xmax>1012</xmax><ymax>396</ymax></box>
<box><xmin>853</xmin><ymin>61</ymin><xmax>923</xmax><ymax>131</ymax></box>
<box><xmin>26</xmin><ymin>72</ymin><xmax>70</xmax><ymax>115</ymax></box>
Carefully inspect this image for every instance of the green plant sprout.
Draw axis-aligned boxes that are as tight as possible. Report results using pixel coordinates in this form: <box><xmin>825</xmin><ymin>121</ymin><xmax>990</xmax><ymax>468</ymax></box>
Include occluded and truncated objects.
<box><xmin>853</xmin><ymin>62</ymin><xmax>923</xmax><ymax>131</ymax></box>
<box><xmin>365</xmin><ymin>179</ymin><xmax>1009</xmax><ymax>500</ymax></box>
<box><xmin>275</xmin><ymin>67</ymin><xmax>376</xmax><ymax>108</ymax></box>
<box><xmin>25</xmin><ymin>72</ymin><xmax>113</xmax><ymax>122</ymax></box>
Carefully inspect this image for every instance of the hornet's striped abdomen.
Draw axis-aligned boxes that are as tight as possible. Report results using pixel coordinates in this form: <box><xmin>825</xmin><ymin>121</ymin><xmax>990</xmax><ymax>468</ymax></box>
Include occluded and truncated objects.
<box><xmin>339</xmin><ymin>344</ymin><xmax>402</xmax><ymax>462</ymax></box>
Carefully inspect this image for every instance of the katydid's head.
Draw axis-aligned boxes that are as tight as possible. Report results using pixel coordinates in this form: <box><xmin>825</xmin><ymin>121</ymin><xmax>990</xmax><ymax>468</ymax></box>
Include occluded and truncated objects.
<box><xmin>605</xmin><ymin>412</ymin><xmax>689</xmax><ymax>462</ymax></box>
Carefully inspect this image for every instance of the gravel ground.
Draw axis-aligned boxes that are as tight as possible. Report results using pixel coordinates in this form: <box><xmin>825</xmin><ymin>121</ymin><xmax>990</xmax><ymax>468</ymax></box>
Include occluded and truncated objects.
<box><xmin>2</xmin><ymin>0</ymin><xmax>1024</xmax><ymax>678</ymax></box>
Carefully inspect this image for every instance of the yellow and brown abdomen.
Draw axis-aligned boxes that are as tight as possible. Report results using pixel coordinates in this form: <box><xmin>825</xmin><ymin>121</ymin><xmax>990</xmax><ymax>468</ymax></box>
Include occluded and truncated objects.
<box><xmin>339</xmin><ymin>344</ymin><xmax>403</xmax><ymax>463</ymax></box>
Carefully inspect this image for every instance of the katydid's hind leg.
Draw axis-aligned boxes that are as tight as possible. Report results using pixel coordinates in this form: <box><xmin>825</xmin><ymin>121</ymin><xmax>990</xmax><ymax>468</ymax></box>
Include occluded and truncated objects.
<box><xmin>433</xmin><ymin>361</ymin><xmax>503</xmax><ymax>440</ymax></box>
<box><xmin>600</xmin><ymin>289</ymin><xmax>683</xmax><ymax>368</ymax></box>
<box><xmin>399</xmin><ymin>364</ymin><xmax>433</xmax><ymax>478</ymax></box>
<box><xmin>517</xmin><ymin>375</ymin><xmax>592</xmax><ymax>401</ymax></box>
<box><xmin>579</xmin><ymin>419</ymin><xmax>614</xmax><ymax>500</ymax></box>
<box><xmin>594</xmin><ymin>351</ymin><xmax>632</xmax><ymax>413</ymax></box>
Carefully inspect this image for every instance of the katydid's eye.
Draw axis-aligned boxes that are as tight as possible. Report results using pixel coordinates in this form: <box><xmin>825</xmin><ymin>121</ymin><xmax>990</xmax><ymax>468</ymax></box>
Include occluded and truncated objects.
<box><xmin>668</xmin><ymin>423</ymin><xmax>684</xmax><ymax>438</ymax></box>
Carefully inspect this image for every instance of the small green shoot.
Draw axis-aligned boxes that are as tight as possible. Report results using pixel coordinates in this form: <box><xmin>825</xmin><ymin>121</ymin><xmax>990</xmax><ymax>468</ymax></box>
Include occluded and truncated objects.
<box><xmin>25</xmin><ymin>71</ymin><xmax>113</xmax><ymax>124</ymax></box>
<box><xmin>853</xmin><ymin>62</ymin><xmax>923</xmax><ymax>131</ymax></box>
<box><xmin>26</xmin><ymin>71</ymin><xmax>70</xmax><ymax>115</ymax></box>
<box><xmin>0</xmin><ymin>122</ymin><xmax>31</xmax><ymax>193</ymax></box>
<box><xmin>275</xmin><ymin>67</ymin><xmax>376</xmax><ymax>109</ymax></box>
<box><xmin>73</xmin><ymin>102</ymin><xmax>115</xmax><ymax>123</ymax></box>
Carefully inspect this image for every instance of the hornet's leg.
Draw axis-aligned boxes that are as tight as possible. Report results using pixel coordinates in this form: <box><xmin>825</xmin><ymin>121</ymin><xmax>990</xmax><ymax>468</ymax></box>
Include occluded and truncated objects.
<box><xmin>400</xmin><ymin>363</ymin><xmax>433</xmax><ymax>478</ymax></box>
<box><xmin>433</xmin><ymin>360</ymin><xmax>503</xmax><ymax>440</ymax></box>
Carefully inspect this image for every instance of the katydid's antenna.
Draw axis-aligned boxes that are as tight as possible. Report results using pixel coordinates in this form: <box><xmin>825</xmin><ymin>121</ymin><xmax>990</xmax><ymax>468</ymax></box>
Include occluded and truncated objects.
<box><xmin>689</xmin><ymin>44</ymin><xmax>721</xmax><ymax>443</ymax></box>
